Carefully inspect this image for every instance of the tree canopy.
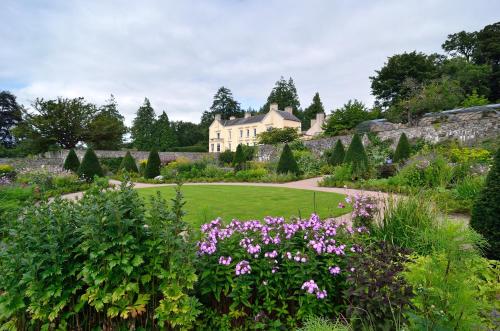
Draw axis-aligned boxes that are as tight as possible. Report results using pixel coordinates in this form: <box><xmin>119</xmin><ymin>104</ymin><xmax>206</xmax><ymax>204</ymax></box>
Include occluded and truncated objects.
<box><xmin>260</xmin><ymin>77</ymin><xmax>302</xmax><ymax>119</ymax></box>
<box><xmin>131</xmin><ymin>98</ymin><xmax>157</xmax><ymax>150</ymax></box>
<box><xmin>0</xmin><ymin>91</ymin><xmax>23</xmax><ymax>148</ymax></box>
<box><xmin>257</xmin><ymin>127</ymin><xmax>299</xmax><ymax>145</ymax></box>
<box><xmin>154</xmin><ymin>111</ymin><xmax>177</xmax><ymax>151</ymax></box>
<box><xmin>324</xmin><ymin>100</ymin><xmax>377</xmax><ymax>136</ymax></box>
<box><xmin>303</xmin><ymin>92</ymin><xmax>325</xmax><ymax>130</ymax></box>
<box><xmin>442</xmin><ymin>31</ymin><xmax>478</xmax><ymax>62</ymax></box>
<box><xmin>87</xmin><ymin>95</ymin><xmax>127</xmax><ymax>150</ymax></box>
<box><xmin>200</xmin><ymin>87</ymin><xmax>243</xmax><ymax>127</ymax></box>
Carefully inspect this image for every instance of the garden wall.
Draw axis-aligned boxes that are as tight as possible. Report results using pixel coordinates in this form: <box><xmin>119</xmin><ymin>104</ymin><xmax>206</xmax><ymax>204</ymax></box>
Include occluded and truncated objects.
<box><xmin>257</xmin><ymin>104</ymin><xmax>500</xmax><ymax>161</ymax></box>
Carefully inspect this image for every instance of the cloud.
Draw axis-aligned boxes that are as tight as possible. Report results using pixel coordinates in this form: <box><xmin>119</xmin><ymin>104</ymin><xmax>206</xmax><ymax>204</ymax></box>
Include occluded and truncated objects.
<box><xmin>1</xmin><ymin>0</ymin><xmax>498</xmax><ymax>125</ymax></box>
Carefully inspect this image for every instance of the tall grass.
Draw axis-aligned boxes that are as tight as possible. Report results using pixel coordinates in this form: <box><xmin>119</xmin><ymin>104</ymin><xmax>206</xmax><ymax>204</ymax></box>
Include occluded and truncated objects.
<box><xmin>297</xmin><ymin>316</ymin><xmax>352</xmax><ymax>331</ymax></box>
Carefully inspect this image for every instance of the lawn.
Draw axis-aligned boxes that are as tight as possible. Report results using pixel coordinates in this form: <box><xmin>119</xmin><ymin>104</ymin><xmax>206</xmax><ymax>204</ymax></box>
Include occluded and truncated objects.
<box><xmin>136</xmin><ymin>185</ymin><xmax>350</xmax><ymax>229</ymax></box>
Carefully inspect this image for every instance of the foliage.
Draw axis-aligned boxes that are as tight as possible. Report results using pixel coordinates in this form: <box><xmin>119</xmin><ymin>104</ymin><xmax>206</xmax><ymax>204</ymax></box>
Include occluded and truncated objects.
<box><xmin>0</xmin><ymin>91</ymin><xmax>23</xmax><ymax>148</ymax></box>
<box><xmin>277</xmin><ymin>143</ymin><xmax>300</xmax><ymax>175</ymax></box>
<box><xmin>449</xmin><ymin>146</ymin><xmax>491</xmax><ymax>164</ymax></box>
<box><xmin>393</xmin><ymin>133</ymin><xmax>411</xmax><ymax>163</ymax></box>
<box><xmin>345</xmin><ymin>242</ymin><xmax>412</xmax><ymax>330</ymax></box>
<box><xmin>440</xmin><ymin>57</ymin><xmax>492</xmax><ymax>97</ymax></box>
<box><xmin>260</xmin><ymin>76</ymin><xmax>302</xmax><ymax>120</ymax></box>
<box><xmin>398</xmin><ymin>155</ymin><xmax>453</xmax><ymax>189</ymax></box>
<box><xmin>78</xmin><ymin>148</ymin><xmax>104</xmax><ymax>181</ymax></box>
<box><xmin>131</xmin><ymin>98</ymin><xmax>157</xmax><ymax>150</ymax></box>
<box><xmin>324</xmin><ymin>99</ymin><xmax>376</xmax><ymax>136</ymax></box>
<box><xmin>196</xmin><ymin>214</ymin><xmax>368</xmax><ymax>329</ymax></box>
<box><xmin>461</xmin><ymin>89</ymin><xmax>490</xmax><ymax>107</ymax></box>
<box><xmin>120</xmin><ymin>151</ymin><xmax>139</xmax><ymax>173</ymax></box>
<box><xmin>0</xmin><ymin>164</ymin><xmax>16</xmax><ymax>180</ymax></box>
<box><xmin>168</xmin><ymin>144</ymin><xmax>208</xmax><ymax>152</ymax></box>
<box><xmin>63</xmin><ymin>148</ymin><xmax>80</xmax><ymax>172</ymax></box>
<box><xmin>370</xmin><ymin>51</ymin><xmax>442</xmax><ymax>108</ymax></box>
<box><xmin>99</xmin><ymin>157</ymin><xmax>123</xmax><ymax>174</ymax></box>
<box><xmin>257</xmin><ymin>127</ymin><xmax>300</xmax><ymax>145</ymax></box>
<box><xmin>154</xmin><ymin>111</ymin><xmax>177</xmax><ymax>151</ymax></box>
<box><xmin>0</xmin><ymin>182</ymin><xmax>201</xmax><ymax>330</ymax></box>
<box><xmin>200</xmin><ymin>86</ymin><xmax>243</xmax><ymax>128</ymax></box>
<box><xmin>442</xmin><ymin>30</ymin><xmax>478</xmax><ymax>62</ymax></box>
<box><xmin>218</xmin><ymin>150</ymin><xmax>235</xmax><ymax>165</ymax></box>
<box><xmin>86</xmin><ymin>95</ymin><xmax>127</xmax><ymax>150</ymax></box>
<box><xmin>144</xmin><ymin>149</ymin><xmax>161</xmax><ymax>179</ymax></box>
<box><xmin>365</xmin><ymin>133</ymin><xmax>393</xmax><ymax>169</ymax></box>
<box><xmin>0</xmin><ymin>184</ymin><xmax>33</xmax><ymax>218</ymax></box>
<box><xmin>475</xmin><ymin>22</ymin><xmax>500</xmax><ymax>102</ymax></box>
<box><xmin>344</xmin><ymin>134</ymin><xmax>369</xmax><ymax>179</ymax></box>
<box><xmin>303</xmin><ymin>92</ymin><xmax>325</xmax><ymax>130</ymax></box>
<box><xmin>233</xmin><ymin>144</ymin><xmax>247</xmax><ymax>171</ymax></box>
<box><xmin>170</xmin><ymin>121</ymin><xmax>206</xmax><ymax>148</ymax></box>
<box><xmin>470</xmin><ymin>147</ymin><xmax>500</xmax><ymax>260</ymax></box>
<box><xmin>297</xmin><ymin>316</ymin><xmax>351</xmax><ymax>331</ymax></box>
<box><xmin>294</xmin><ymin>150</ymin><xmax>323</xmax><ymax>177</ymax></box>
<box><xmin>325</xmin><ymin>140</ymin><xmax>345</xmax><ymax>166</ymax></box>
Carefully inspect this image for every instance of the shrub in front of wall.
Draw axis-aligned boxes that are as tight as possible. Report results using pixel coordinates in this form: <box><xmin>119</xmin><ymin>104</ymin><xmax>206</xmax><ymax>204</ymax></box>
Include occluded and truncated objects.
<box><xmin>218</xmin><ymin>150</ymin><xmax>235</xmax><ymax>165</ymax></box>
<box><xmin>233</xmin><ymin>144</ymin><xmax>247</xmax><ymax>171</ymax></box>
<box><xmin>63</xmin><ymin>149</ymin><xmax>80</xmax><ymax>172</ymax></box>
<box><xmin>344</xmin><ymin>133</ymin><xmax>369</xmax><ymax>178</ymax></box>
<box><xmin>328</xmin><ymin>140</ymin><xmax>345</xmax><ymax>166</ymax></box>
<box><xmin>77</xmin><ymin>148</ymin><xmax>104</xmax><ymax>181</ymax></box>
<box><xmin>119</xmin><ymin>151</ymin><xmax>139</xmax><ymax>173</ymax></box>
<box><xmin>393</xmin><ymin>133</ymin><xmax>411</xmax><ymax>163</ymax></box>
<box><xmin>144</xmin><ymin>149</ymin><xmax>161</xmax><ymax>179</ymax></box>
<box><xmin>99</xmin><ymin>157</ymin><xmax>123</xmax><ymax>173</ymax></box>
<box><xmin>277</xmin><ymin>143</ymin><xmax>300</xmax><ymax>175</ymax></box>
<box><xmin>470</xmin><ymin>147</ymin><xmax>500</xmax><ymax>260</ymax></box>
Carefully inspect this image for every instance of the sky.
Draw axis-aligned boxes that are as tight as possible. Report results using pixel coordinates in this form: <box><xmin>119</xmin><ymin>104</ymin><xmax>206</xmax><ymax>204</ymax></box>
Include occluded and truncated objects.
<box><xmin>1</xmin><ymin>0</ymin><xmax>498</xmax><ymax>125</ymax></box>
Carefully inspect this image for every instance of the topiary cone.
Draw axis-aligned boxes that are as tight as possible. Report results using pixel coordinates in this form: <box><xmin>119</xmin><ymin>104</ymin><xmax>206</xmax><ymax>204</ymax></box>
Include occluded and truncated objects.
<box><xmin>329</xmin><ymin>140</ymin><xmax>345</xmax><ymax>166</ymax></box>
<box><xmin>144</xmin><ymin>149</ymin><xmax>161</xmax><ymax>179</ymax></box>
<box><xmin>77</xmin><ymin>148</ymin><xmax>104</xmax><ymax>181</ymax></box>
<box><xmin>277</xmin><ymin>143</ymin><xmax>300</xmax><ymax>175</ymax></box>
<box><xmin>63</xmin><ymin>148</ymin><xmax>80</xmax><ymax>172</ymax></box>
<box><xmin>344</xmin><ymin>133</ymin><xmax>369</xmax><ymax>178</ymax></box>
<box><xmin>120</xmin><ymin>151</ymin><xmax>139</xmax><ymax>173</ymax></box>
<box><xmin>393</xmin><ymin>133</ymin><xmax>411</xmax><ymax>163</ymax></box>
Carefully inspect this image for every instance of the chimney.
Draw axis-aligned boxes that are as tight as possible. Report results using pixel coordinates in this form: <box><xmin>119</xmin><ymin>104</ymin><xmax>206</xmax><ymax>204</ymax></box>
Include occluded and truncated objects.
<box><xmin>269</xmin><ymin>103</ymin><xmax>278</xmax><ymax>112</ymax></box>
<box><xmin>229</xmin><ymin>116</ymin><xmax>236</xmax><ymax>120</ymax></box>
<box><xmin>244</xmin><ymin>112</ymin><xmax>251</xmax><ymax>118</ymax></box>
<box><xmin>284</xmin><ymin>106</ymin><xmax>293</xmax><ymax>114</ymax></box>
<box><xmin>316</xmin><ymin>112</ymin><xmax>325</xmax><ymax>122</ymax></box>
<box><xmin>310</xmin><ymin>119</ymin><xmax>317</xmax><ymax>127</ymax></box>
<box><xmin>214</xmin><ymin>114</ymin><xmax>221</xmax><ymax>121</ymax></box>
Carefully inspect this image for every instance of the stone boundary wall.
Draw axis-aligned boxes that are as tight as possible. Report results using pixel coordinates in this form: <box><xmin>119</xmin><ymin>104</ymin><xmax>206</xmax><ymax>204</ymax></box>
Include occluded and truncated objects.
<box><xmin>1</xmin><ymin>150</ymin><xmax>212</xmax><ymax>172</ymax></box>
<box><xmin>257</xmin><ymin>107</ymin><xmax>500</xmax><ymax>162</ymax></box>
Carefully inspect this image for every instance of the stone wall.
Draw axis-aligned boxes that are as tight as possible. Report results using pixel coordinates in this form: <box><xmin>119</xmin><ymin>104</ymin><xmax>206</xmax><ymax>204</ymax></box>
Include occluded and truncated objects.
<box><xmin>257</xmin><ymin>104</ymin><xmax>500</xmax><ymax>161</ymax></box>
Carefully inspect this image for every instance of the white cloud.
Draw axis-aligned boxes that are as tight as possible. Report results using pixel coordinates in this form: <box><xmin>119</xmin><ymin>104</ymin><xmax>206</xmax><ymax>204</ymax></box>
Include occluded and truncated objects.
<box><xmin>1</xmin><ymin>0</ymin><xmax>498</xmax><ymax>125</ymax></box>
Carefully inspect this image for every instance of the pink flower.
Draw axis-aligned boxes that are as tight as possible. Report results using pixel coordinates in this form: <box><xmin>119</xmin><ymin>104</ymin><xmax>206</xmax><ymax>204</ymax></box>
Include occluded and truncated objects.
<box><xmin>235</xmin><ymin>260</ymin><xmax>251</xmax><ymax>276</ymax></box>
<box><xmin>218</xmin><ymin>256</ymin><xmax>232</xmax><ymax>265</ymax></box>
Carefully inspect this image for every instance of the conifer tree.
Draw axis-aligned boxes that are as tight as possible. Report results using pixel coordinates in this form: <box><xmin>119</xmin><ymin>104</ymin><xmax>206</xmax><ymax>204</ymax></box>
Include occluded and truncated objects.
<box><xmin>277</xmin><ymin>143</ymin><xmax>300</xmax><ymax>175</ymax></box>
<box><xmin>260</xmin><ymin>77</ymin><xmax>302</xmax><ymax>120</ymax></box>
<box><xmin>120</xmin><ymin>151</ymin><xmax>139</xmax><ymax>173</ymax></box>
<box><xmin>63</xmin><ymin>148</ymin><xmax>80</xmax><ymax>172</ymax></box>
<box><xmin>303</xmin><ymin>92</ymin><xmax>325</xmax><ymax>130</ymax></box>
<box><xmin>344</xmin><ymin>133</ymin><xmax>369</xmax><ymax>178</ymax></box>
<box><xmin>329</xmin><ymin>140</ymin><xmax>345</xmax><ymax>166</ymax></box>
<box><xmin>233</xmin><ymin>144</ymin><xmax>246</xmax><ymax>171</ymax></box>
<box><xmin>154</xmin><ymin>111</ymin><xmax>177</xmax><ymax>151</ymax></box>
<box><xmin>393</xmin><ymin>133</ymin><xmax>411</xmax><ymax>163</ymax></box>
<box><xmin>144</xmin><ymin>149</ymin><xmax>161</xmax><ymax>179</ymax></box>
<box><xmin>77</xmin><ymin>148</ymin><xmax>103</xmax><ymax>181</ymax></box>
<box><xmin>131</xmin><ymin>98</ymin><xmax>156</xmax><ymax>150</ymax></box>
<box><xmin>470</xmin><ymin>147</ymin><xmax>500</xmax><ymax>260</ymax></box>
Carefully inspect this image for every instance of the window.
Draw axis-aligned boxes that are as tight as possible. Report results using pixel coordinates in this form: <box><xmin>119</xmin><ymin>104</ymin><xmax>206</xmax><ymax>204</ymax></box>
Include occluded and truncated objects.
<box><xmin>229</xmin><ymin>131</ymin><xmax>231</xmax><ymax>139</ymax></box>
<box><xmin>253</xmin><ymin>128</ymin><xmax>257</xmax><ymax>136</ymax></box>
<box><xmin>217</xmin><ymin>144</ymin><xmax>220</xmax><ymax>152</ymax></box>
<box><xmin>247</xmin><ymin>129</ymin><xmax>250</xmax><ymax>137</ymax></box>
<box><xmin>217</xmin><ymin>132</ymin><xmax>220</xmax><ymax>139</ymax></box>
<box><xmin>240</xmin><ymin>130</ymin><xmax>243</xmax><ymax>138</ymax></box>
<box><xmin>211</xmin><ymin>144</ymin><xmax>214</xmax><ymax>152</ymax></box>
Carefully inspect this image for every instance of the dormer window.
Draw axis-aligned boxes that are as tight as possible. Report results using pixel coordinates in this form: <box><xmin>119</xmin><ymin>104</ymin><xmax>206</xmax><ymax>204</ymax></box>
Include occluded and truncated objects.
<box><xmin>217</xmin><ymin>132</ymin><xmax>220</xmax><ymax>139</ymax></box>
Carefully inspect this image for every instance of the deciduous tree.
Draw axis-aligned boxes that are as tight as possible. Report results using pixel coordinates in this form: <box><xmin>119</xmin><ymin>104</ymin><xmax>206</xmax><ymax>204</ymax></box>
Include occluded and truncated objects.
<box><xmin>87</xmin><ymin>95</ymin><xmax>127</xmax><ymax>150</ymax></box>
<box><xmin>324</xmin><ymin>100</ymin><xmax>375</xmax><ymax>136</ymax></box>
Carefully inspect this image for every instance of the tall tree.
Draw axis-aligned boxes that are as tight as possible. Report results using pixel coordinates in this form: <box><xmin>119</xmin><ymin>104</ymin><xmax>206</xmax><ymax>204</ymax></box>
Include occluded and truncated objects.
<box><xmin>200</xmin><ymin>87</ymin><xmax>243</xmax><ymax>127</ymax></box>
<box><xmin>131</xmin><ymin>98</ymin><xmax>156</xmax><ymax>150</ymax></box>
<box><xmin>475</xmin><ymin>22</ymin><xmax>500</xmax><ymax>102</ymax></box>
<box><xmin>87</xmin><ymin>95</ymin><xmax>127</xmax><ymax>150</ymax></box>
<box><xmin>19</xmin><ymin>97</ymin><xmax>96</xmax><ymax>149</ymax></box>
<box><xmin>370</xmin><ymin>51</ymin><xmax>442</xmax><ymax>108</ymax></box>
<box><xmin>440</xmin><ymin>58</ymin><xmax>491</xmax><ymax>98</ymax></box>
<box><xmin>442</xmin><ymin>31</ymin><xmax>478</xmax><ymax>62</ymax></box>
<box><xmin>324</xmin><ymin>99</ymin><xmax>376</xmax><ymax>136</ymax></box>
<box><xmin>302</xmin><ymin>92</ymin><xmax>325</xmax><ymax>130</ymax></box>
<box><xmin>260</xmin><ymin>77</ymin><xmax>302</xmax><ymax>119</ymax></box>
<box><xmin>154</xmin><ymin>111</ymin><xmax>177</xmax><ymax>151</ymax></box>
<box><xmin>0</xmin><ymin>91</ymin><xmax>23</xmax><ymax>148</ymax></box>
<box><xmin>171</xmin><ymin>121</ymin><xmax>205</xmax><ymax>147</ymax></box>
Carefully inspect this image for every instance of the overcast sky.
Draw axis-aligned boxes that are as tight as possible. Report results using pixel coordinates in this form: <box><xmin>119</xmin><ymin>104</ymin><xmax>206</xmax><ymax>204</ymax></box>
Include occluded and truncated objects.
<box><xmin>1</xmin><ymin>0</ymin><xmax>498</xmax><ymax>125</ymax></box>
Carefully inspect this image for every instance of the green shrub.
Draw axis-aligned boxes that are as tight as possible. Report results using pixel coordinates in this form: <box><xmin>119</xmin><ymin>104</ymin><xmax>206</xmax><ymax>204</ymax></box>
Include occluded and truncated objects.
<box><xmin>233</xmin><ymin>144</ymin><xmax>247</xmax><ymax>171</ymax></box>
<box><xmin>277</xmin><ymin>143</ymin><xmax>300</xmax><ymax>175</ymax></box>
<box><xmin>450</xmin><ymin>147</ymin><xmax>491</xmax><ymax>164</ymax></box>
<box><xmin>326</xmin><ymin>140</ymin><xmax>345</xmax><ymax>166</ymax></box>
<box><xmin>234</xmin><ymin>168</ymin><xmax>267</xmax><ymax>181</ymax></box>
<box><xmin>393</xmin><ymin>133</ymin><xmax>411</xmax><ymax>163</ymax></box>
<box><xmin>344</xmin><ymin>133</ymin><xmax>369</xmax><ymax>178</ymax></box>
<box><xmin>297</xmin><ymin>316</ymin><xmax>352</xmax><ymax>331</ymax></box>
<box><xmin>218</xmin><ymin>150</ymin><xmax>234</xmax><ymax>165</ymax></box>
<box><xmin>453</xmin><ymin>176</ymin><xmax>485</xmax><ymax>201</ymax></box>
<box><xmin>77</xmin><ymin>148</ymin><xmax>104</xmax><ymax>181</ymax></box>
<box><xmin>345</xmin><ymin>242</ymin><xmax>412</xmax><ymax>330</ymax></box>
<box><xmin>63</xmin><ymin>149</ymin><xmax>80</xmax><ymax>172</ymax></box>
<box><xmin>294</xmin><ymin>150</ymin><xmax>323</xmax><ymax>176</ymax></box>
<box><xmin>119</xmin><ymin>151</ymin><xmax>139</xmax><ymax>173</ymax></box>
<box><xmin>99</xmin><ymin>157</ymin><xmax>123</xmax><ymax>173</ymax></box>
<box><xmin>167</xmin><ymin>145</ymin><xmax>208</xmax><ymax>152</ymax></box>
<box><xmin>144</xmin><ymin>149</ymin><xmax>161</xmax><ymax>179</ymax></box>
<box><xmin>0</xmin><ymin>182</ymin><xmax>201</xmax><ymax>329</ymax></box>
<box><xmin>470</xmin><ymin>147</ymin><xmax>500</xmax><ymax>260</ymax></box>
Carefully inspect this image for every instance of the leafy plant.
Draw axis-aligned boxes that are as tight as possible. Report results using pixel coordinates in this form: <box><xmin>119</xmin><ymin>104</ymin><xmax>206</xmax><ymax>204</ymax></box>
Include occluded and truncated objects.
<box><xmin>63</xmin><ymin>148</ymin><xmax>80</xmax><ymax>172</ymax></box>
<box><xmin>470</xmin><ymin>147</ymin><xmax>500</xmax><ymax>260</ymax></box>
<box><xmin>144</xmin><ymin>149</ymin><xmax>161</xmax><ymax>178</ymax></box>
<box><xmin>277</xmin><ymin>143</ymin><xmax>300</xmax><ymax>175</ymax></box>
<box><xmin>257</xmin><ymin>127</ymin><xmax>299</xmax><ymax>144</ymax></box>
<box><xmin>297</xmin><ymin>315</ymin><xmax>352</xmax><ymax>331</ymax></box>
<box><xmin>218</xmin><ymin>150</ymin><xmax>234</xmax><ymax>165</ymax></box>
<box><xmin>120</xmin><ymin>151</ymin><xmax>139</xmax><ymax>173</ymax></box>
<box><xmin>77</xmin><ymin>148</ymin><xmax>104</xmax><ymax>181</ymax></box>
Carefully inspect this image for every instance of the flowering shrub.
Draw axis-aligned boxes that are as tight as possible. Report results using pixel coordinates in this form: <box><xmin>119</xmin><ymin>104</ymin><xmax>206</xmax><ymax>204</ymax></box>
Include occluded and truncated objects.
<box><xmin>195</xmin><ymin>214</ymin><xmax>369</xmax><ymax>329</ymax></box>
<box><xmin>345</xmin><ymin>193</ymin><xmax>377</xmax><ymax>229</ymax></box>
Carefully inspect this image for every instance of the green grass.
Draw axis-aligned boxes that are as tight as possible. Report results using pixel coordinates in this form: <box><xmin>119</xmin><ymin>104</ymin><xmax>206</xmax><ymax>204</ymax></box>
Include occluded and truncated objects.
<box><xmin>137</xmin><ymin>185</ymin><xmax>350</xmax><ymax>229</ymax></box>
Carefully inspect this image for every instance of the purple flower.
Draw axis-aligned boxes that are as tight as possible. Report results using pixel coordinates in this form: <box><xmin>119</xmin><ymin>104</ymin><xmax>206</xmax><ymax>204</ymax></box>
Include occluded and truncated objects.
<box><xmin>301</xmin><ymin>280</ymin><xmax>319</xmax><ymax>294</ymax></box>
<box><xmin>235</xmin><ymin>260</ymin><xmax>251</xmax><ymax>276</ymax></box>
<box><xmin>338</xmin><ymin>202</ymin><xmax>345</xmax><ymax>209</ymax></box>
<box><xmin>329</xmin><ymin>266</ymin><xmax>341</xmax><ymax>275</ymax></box>
<box><xmin>218</xmin><ymin>256</ymin><xmax>232</xmax><ymax>265</ymax></box>
<box><xmin>316</xmin><ymin>289</ymin><xmax>327</xmax><ymax>299</ymax></box>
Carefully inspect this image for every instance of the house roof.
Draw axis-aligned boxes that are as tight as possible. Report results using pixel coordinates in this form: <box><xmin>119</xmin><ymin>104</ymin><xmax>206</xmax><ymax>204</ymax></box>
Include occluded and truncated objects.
<box><xmin>221</xmin><ymin>110</ymin><xmax>301</xmax><ymax>127</ymax></box>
